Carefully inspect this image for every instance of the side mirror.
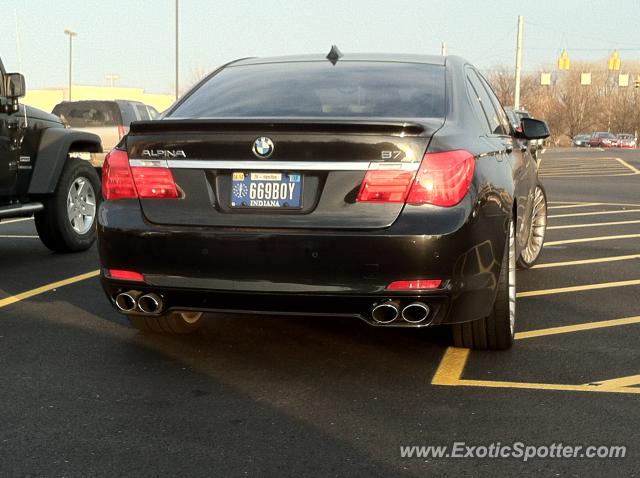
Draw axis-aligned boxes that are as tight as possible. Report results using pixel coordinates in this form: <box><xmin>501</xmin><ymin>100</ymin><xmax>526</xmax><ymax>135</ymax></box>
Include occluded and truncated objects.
<box><xmin>520</xmin><ymin>118</ymin><xmax>549</xmax><ymax>140</ymax></box>
<box><xmin>6</xmin><ymin>73</ymin><xmax>26</xmax><ymax>98</ymax></box>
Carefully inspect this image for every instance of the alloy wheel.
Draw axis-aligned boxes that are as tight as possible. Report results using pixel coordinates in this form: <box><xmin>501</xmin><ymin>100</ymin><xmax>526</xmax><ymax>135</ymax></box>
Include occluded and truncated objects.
<box><xmin>66</xmin><ymin>176</ymin><xmax>96</xmax><ymax>235</ymax></box>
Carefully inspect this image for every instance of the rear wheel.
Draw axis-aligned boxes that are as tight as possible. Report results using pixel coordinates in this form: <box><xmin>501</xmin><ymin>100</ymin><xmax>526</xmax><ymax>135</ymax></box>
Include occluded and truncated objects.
<box><xmin>127</xmin><ymin>311</ymin><xmax>204</xmax><ymax>334</ymax></box>
<box><xmin>516</xmin><ymin>184</ymin><xmax>547</xmax><ymax>269</ymax></box>
<box><xmin>34</xmin><ymin>159</ymin><xmax>100</xmax><ymax>252</ymax></box>
<box><xmin>451</xmin><ymin>219</ymin><xmax>516</xmax><ymax>350</ymax></box>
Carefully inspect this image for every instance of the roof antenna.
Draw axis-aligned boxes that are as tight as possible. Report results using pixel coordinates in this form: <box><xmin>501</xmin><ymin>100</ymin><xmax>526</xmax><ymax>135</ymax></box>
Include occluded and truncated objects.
<box><xmin>326</xmin><ymin>45</ymin><xmax>343</xmax><ymax>65</ymax></box>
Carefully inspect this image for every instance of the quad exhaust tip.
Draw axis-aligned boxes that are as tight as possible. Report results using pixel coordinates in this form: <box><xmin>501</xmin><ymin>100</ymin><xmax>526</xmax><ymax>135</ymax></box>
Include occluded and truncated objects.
<box><xmin>115</xmin><ymin>292</ymin><xmax>138</xmax><ymax>313</ymax></box>
<box><xmin>401</xmin><ymin>302</ymin><xmax>431</xmax><ymax>324</ymax></box>
<box><xmin>371</xmin><ymin>301</ymin><xmax>400</xmax><ymax>324</ymax></box>
<box><xmin>138</xmin><ymin>293</ymin><xmax>163</xmax><ymax>314</ymax></box>
<box><xmin>114</xmin><ymin>291</ymin><xmax>163</xmax><ymax>314</ymax></box>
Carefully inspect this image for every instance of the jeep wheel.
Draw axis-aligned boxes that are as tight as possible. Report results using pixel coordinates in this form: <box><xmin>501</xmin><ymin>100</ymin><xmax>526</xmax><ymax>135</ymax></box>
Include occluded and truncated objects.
<box><xmin>35</xmin><ymin>159</ymin><xmax>101</xmax><ymax>253</ymax></box>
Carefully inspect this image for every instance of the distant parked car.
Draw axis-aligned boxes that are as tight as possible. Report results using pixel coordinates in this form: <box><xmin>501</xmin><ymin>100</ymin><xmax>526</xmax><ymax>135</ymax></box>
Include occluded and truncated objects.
<box><xmin>572</xmin><ymin>134</ymin><xmax>591</xmax><ymax>147</ymax></box>
<box><xmin>51</xmin><ymin>100</ymin><xmax>160</xmax><ymax>165</ymax></box>
<box><xmin>616</xmin><ymin>133</ymin><xmax>636</xmax><ymax>149</ymax></box>
<box><xmin>589</xmin><ymin>131</ymin><xmax>618</xmax><ymax>148</ymax></box>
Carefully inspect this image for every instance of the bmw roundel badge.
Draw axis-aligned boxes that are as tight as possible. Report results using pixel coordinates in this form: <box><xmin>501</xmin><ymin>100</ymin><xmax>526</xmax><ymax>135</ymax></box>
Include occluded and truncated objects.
<box><xmin>252</xmin><ymin>137</ymin><xmax>274</xmax><ymax>158</ymax></box>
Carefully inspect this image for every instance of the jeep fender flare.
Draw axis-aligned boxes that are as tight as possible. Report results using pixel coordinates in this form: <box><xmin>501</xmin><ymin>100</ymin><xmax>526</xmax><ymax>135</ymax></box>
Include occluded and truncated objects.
<box><xmin>28</xmin><ymin>128</ymin><xmax>102</xmax><ymax>195</ymax></box>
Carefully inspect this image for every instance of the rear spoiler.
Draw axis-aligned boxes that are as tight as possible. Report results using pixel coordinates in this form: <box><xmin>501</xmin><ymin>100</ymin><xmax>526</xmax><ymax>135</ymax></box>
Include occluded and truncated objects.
<box><xmin>128</xmin><ymin>118</ymin><xmax>434</xmax><ymax>136</ymax></box>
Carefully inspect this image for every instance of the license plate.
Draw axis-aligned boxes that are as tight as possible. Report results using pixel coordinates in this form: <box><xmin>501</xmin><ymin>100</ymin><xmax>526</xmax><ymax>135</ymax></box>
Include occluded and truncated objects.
<box><xmin>230</xmin><ymin>172</ymin><xmax>302</xmax><ymax>208</ymax></box>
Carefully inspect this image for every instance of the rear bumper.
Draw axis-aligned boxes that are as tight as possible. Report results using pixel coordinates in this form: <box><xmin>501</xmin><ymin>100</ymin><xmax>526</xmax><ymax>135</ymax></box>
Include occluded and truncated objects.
<box><xmin>98</xmin><ymin>197</ymin><xmax>509</xmax><ymax>326</ymax></box>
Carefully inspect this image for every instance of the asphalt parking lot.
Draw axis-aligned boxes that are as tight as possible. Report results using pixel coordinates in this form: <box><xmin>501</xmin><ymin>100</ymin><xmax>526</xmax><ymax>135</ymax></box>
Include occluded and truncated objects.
<box><xmin>1</xmin><ymin>148</ymin><xmax>639</xmax><ymax>477</ymax></box>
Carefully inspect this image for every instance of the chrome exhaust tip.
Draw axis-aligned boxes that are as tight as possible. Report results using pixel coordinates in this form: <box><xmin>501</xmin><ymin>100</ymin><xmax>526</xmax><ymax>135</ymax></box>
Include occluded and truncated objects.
<box><xmin>371</xmin><ymin>301</ymin><xmax>400</xmax><ymax>324</ymax></box>
<box><xmin>138</xmin><ymin>293</ymin><xmax>163</xmax><ymax>314</ymax></box>
<box><xmin>401</xmin><ymin>302</ymin><xmax>431</xmax><ymax>324</ymax></box>
<box><xmin>115</xmin><ymin>292</ymin><xmax>138</xmax><ymax>313</ymax></box>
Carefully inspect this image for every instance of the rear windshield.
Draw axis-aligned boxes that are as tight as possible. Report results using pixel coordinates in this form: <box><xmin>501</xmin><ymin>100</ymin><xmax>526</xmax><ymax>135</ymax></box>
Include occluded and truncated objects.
<box><xmin>170</xmin><ymin>61</ymin><xmax>446</xmax><ymax>119</ymax></box>
<box><xmin>52</xmin><ymin>101</ymin><xmax>120</xmax><ymax>127</ymax></box>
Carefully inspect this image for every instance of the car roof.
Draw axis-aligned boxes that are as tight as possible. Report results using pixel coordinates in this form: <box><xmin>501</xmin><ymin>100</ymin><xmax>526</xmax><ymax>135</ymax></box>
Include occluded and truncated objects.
<box><xmin>231</xmin><ymin>53</ymin><xmax>447</xmax><ymax>67</ymax></box>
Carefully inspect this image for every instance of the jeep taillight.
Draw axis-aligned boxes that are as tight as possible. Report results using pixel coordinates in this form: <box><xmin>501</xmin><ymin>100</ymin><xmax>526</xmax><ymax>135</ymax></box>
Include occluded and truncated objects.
<box><xmin>102</xmin><ymin>149</ymin><xmax>178</xmax><ymax>200</ymax></box>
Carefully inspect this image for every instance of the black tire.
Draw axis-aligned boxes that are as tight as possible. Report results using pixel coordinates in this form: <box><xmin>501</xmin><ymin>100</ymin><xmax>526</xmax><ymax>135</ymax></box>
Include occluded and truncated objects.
<box><xmin>516</xmin><ymin>183</ymin><xmax>547</xmax><ymax>269</ymax></box>
<box><xmin>34</xmin><ymin>159</ymin><xmax>101</xmax><ymax>253</ymax></box>
<box><xmin>451</xmin><ymin>220</ymin><xmax>515</xmax><ymax>350</ymax></box>
<box><xmin>127</xmin><ymin>311</ymin><xmax>204</xmax><ymax>334</ymax></box>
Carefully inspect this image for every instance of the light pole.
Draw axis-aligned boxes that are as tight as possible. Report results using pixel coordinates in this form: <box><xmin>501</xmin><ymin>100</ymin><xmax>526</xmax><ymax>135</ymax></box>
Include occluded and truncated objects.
<box><xmin>513</xmin><ymin>15</ymin><xmax>524</xmax><ymax>109</ymax></box>
<box><xmin>105</xmin><ymin>74</ymin><xmax>120</xmax><ymax>87</ymax></box>
<box><xmin>175</xmin><ymin>0</ymin><xmax>179</xmax><ymax>100</ymax></box>
<box><xmin>64</xmin><ymin>29</ymin><xmax>77</xmax><ymax>101</ymax></box>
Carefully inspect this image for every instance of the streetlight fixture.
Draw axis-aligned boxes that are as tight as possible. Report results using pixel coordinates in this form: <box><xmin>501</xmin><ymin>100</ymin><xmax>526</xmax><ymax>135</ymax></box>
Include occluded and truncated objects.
<box><xmin>64</xmin><ymin>29</ymin><xmax>77</xmax><ymax>101</ymax></box>
<box><xmin>105</xmin><ymin>74</ymin><xmax>120</xmax><ymax>87</ymax></box>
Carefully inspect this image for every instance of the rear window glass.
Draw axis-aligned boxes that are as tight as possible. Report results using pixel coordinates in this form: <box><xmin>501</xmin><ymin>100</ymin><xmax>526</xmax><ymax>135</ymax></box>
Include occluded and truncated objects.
<box><xmin>134</xmin><ymin>103</ymin><xmax>151</xmax><ymax>120</ymax></box>
<box><xmin>170</xmin><ymin>61</ymin><xmax>446</xmax><ymax>118</ymax></box>
<box><xmin>52</xmin><ymin>101</ymin><xmax>119</xmax><ymax>127</ymax></box>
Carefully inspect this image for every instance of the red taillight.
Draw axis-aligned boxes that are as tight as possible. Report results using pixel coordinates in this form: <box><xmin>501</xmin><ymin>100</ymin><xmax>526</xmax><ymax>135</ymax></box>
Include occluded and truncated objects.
<box><xmin>108</xmin><ymin>269</ymin><xmax>145</xmax><ymax>282</ymax></box>
<box><xmin>387</xmin><ymin>280</ymin><xmax>442</xmax><ymax>290</ymax></box>
<box><xmin>102</xmin><ymin>149</ymin><xmax>137</xmax><ymax>200</ymax></box>
<box><xmin>406</xmin><ymin>150</ymin><xmax>475</xmax><ymax>207</ymax></box>
<box><xmin>118</xmin><ymin>125</ymin><xmax>126</xmax><ymax>140</ymax></box>
<box><xmin>131</xmin><ymin>167</ymin><xmax>179</xmax><ymax>199</ymax></box>
<box><xmin>356</xmin><ymin>150</ymin><xmax>475</xmax><ymax>206</ymax></box>
<box><xmin>102</xmin><ymin>149</ymin><xmax>178</xmax><ymax>200</ymax></box>
<box><xmin>356</xmin><ymin>170</ymin><xmax>415</xmax><ymax>202</ymax></box>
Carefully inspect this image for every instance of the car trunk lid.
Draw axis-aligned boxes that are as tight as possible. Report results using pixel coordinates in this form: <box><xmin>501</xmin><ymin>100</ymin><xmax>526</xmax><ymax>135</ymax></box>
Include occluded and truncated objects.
<box><xmin>126</xmin><ymin>118</ymin><xmax>442</xmax><ymax>229</ymax></box>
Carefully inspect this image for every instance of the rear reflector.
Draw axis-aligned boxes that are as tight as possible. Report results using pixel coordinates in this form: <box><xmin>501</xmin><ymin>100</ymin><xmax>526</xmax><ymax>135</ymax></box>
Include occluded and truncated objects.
<box><xmin>102</xmin><ymin>149</ymin><xmax>178</xmax><ymax>200</ymax></box>
<box><xmin>387</xmin><ymin>280</ymin><xmax>442</xmax><ymax>290</ymax></box>
<box><xmin>108</xmin><ymin>269</ymin><xmax>145</xmax><ymax>282</ymax></box>
<box><xmin>407</xmin><ymin>150</ymin><xmax>475</xmax><ymax>207</ymax></box>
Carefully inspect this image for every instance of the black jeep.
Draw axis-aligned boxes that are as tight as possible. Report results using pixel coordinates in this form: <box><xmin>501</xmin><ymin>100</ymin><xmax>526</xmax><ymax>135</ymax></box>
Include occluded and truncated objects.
<box><xmin>0</xmin><ymin>58</ymin><xmax>103</xmax><ymax>252</ymax></box>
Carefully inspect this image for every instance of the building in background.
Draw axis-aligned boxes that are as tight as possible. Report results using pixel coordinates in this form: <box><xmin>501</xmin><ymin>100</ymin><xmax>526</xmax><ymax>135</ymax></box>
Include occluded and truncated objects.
<box><xmin>23</xmin><ymin>85</ymin><xmax>175</xmax><ymax>114</ymax></box>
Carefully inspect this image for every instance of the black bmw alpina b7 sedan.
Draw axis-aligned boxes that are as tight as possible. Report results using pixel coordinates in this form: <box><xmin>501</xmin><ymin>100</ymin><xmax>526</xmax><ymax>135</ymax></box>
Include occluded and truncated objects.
<box><xmin>98</xmin><ymin>50</ymin><xmax>549</xmax><ymax>350</ymax></box>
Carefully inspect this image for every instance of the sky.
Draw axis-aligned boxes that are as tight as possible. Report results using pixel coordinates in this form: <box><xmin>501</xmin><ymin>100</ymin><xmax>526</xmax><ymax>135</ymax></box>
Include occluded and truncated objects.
<box><xmin>3</xmin><ymin>0</ymin><xmax>640</xmax><ymax>94</ymax></box>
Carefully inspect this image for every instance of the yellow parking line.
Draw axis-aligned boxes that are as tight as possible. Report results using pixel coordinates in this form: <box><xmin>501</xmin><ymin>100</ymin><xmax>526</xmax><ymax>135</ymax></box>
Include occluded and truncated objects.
<box><xmin>541</xmin><ymin>173</ymin><xmax>636</xmax><ymax>178</ymax></box>
<box><xmin>0</xmin><ymin>235</ymin><xmax>39</xmax><ymax>239</ymax></box>
<box><xmin>432</xmin><ymin>315</ymin><xmax>640</xmax><ymax>394</ymax></box>
<box><xmin>547</xmin><ymin>219</ymin><xmax>640</xmax><ymax>230</ymax></box>
<box><xmin>547</xmin><ymin>203</ymin><xmax>602</xmax><ymax>210</ymax></box>
<box><xmin>542</xmin><ymin>165</ymin><xmax>628</xmax><ymax>170</ymax></box>
<box><xmin>515</xmin><ymin>316</ymin><xmax>640</xmax><ymax>339</ymax></box>
<box><xmin>532</xmin><ymin>253</ymin><xmax>640</xmax><ymax>269</ymax></box>
<box><xmin>549</xmin><ymin>208</ymin><xmax>640</xmax><ymax>219</ymax></box>
<box><xmin>0</xmin><ymin>217</ymin><xmax>34</xmax><ymax>225</ymax></box>
<box><xmin>615</xmin><ymin>157</ymin><xmax>640</xmax><ymax>174</ymax></box>
<box><xmin>517</xmin><ymin>279</ymin><xmax>640</xmax><ymax>298</ymax></box>
<box><xmin>431</xmin><ymin>347</ymin><xmax>469</xmax><ymax>385</ymax></box>
<box><xmin>586</xmin><ymin>375</ymin><xmax>640</xmax><ymax>389</ymax></box>
<box><xmin>541</xmin><ymin>169</ymin><xmax>631</xmax><ymax>175</ymax></box>
<box><xmin>545</xmin><ymin>233</ymin><xmax>640</xmax><ymax>246</ymax></box>
<box><xmin>0</xmin><ymin>270</ymin><xmax>100</xmax><ymax>309</ymax></box>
